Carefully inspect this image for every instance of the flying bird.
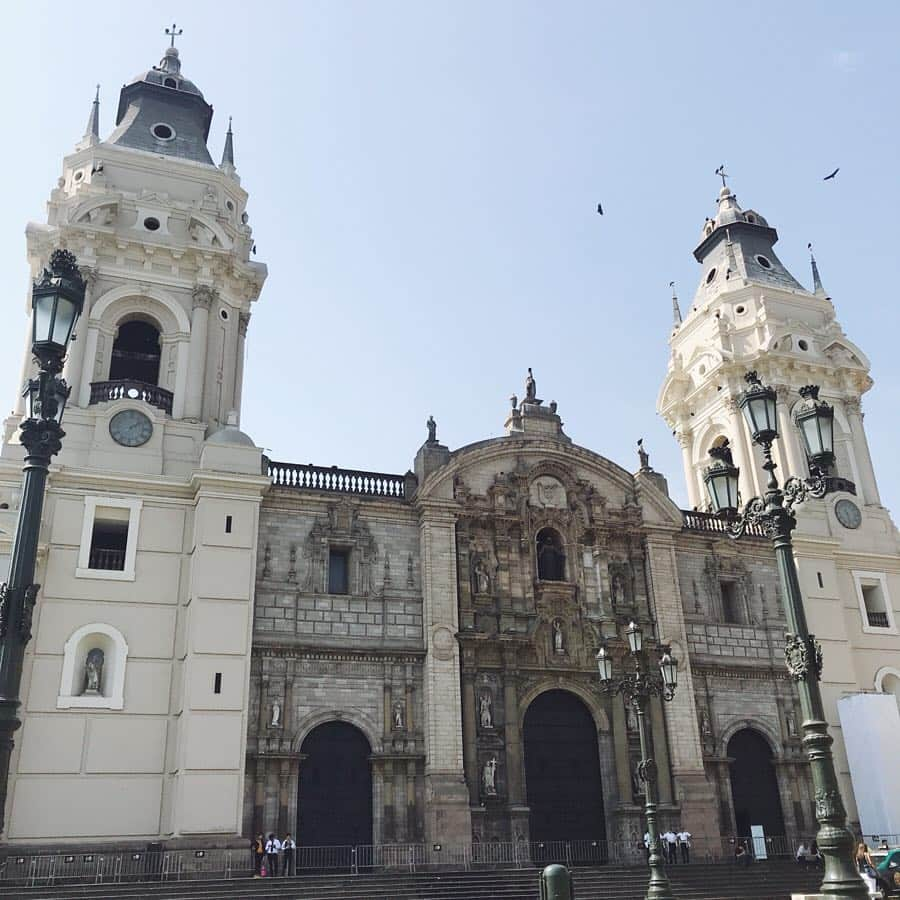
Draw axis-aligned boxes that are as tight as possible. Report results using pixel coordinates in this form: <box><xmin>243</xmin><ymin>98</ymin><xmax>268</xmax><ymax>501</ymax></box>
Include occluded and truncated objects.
<box><xmin>823</xmin><ymin>168</ymin><xmax>840</xmax><ymax>181</ymax></box>
<box><xmin>596</xmin><ymin>202</ymin><xmax>603</xmax><ymax>215</ymax></box>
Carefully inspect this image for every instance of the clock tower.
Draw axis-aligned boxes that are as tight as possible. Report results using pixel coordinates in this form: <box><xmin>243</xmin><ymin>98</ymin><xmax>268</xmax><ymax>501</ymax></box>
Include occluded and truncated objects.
<box><xmin>0</xmin><ymin>35</ymin><xmax>270</xmax><ymax>843</ymax></box>
<box><xmin>658</xmin><ymin>179</ymin><xmax>900</xmax><ymax>831</ymax></box>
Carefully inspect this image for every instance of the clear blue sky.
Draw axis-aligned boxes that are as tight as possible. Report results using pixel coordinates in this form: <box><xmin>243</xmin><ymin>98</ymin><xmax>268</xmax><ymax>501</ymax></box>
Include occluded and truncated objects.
<box><xmin>4</xmin><ymin>2</ymin><xmax>899</xmax><ymax>514</ymax></box>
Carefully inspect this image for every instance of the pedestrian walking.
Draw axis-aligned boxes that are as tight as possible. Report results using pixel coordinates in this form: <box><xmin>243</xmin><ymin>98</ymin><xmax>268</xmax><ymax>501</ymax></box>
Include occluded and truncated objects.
<box><xmin>677</xmin><ymin>828</ymin><xmax>691</xmax><ymax>863</ymax></box>
<box><xmin>282</xmin><ymin>833</ymin><xmax>296</xmax><ymax>876</ymax></box>
<box><xmin>252</xmin><ymin>834</ymin><xmax>265</xmax><ymax>876</ymax></box>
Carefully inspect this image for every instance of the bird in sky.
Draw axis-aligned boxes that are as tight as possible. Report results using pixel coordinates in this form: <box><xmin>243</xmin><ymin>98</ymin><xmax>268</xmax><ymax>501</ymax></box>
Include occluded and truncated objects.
<box><xmin>597</xmin><ymin>202</ymin><xmax>603</xmax><ymax>215</ymax></box>
<box><xmin>823</xmin><ymin>168</ymin><xmax>840</xmax><ymax>181</ymax></box>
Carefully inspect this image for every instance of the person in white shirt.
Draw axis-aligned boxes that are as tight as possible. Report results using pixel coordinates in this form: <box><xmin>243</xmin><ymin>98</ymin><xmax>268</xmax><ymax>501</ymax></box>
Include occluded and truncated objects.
<box><xmin>667</xmin><ymin>830</ymin><xmax>680</xmax><ymax>864</ymax></box>
<box><xmin>677</xmin><ymin>829</ymin><xmax>692</xmax><ymax>864</ymax></box>
<box><xmin>265</xmin><ymin>833</ymin><xmax>281</xmax><ymax>876</ymax></box>
<box><xmin>281</xmin><ymin>833</ymin><xmax>297</xmax><ymax>876</ymax></box>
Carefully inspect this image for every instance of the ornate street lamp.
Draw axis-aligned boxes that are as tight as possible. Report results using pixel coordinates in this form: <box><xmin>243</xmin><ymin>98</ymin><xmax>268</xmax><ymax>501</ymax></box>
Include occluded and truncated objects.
<box><xmin>703</xmin><ymin>441</ymin><xmax>740</xmax><ymax>515</ymax></box>
<box><xmin>793</xmin><ymin>384</ymin><xmax>835</xmax><ymax>475</ymax></box>
<box><xmin>704</xmin><ymin>370</ymin><xmax>868</xmax><ymax>900</ymax></box>
<box><xmin>0</xmin><ymin>250</ymin><xmax>84</xmax><ymax>834</ymax></box>
<box><xmin>597</xmin><ymin>622</ymin><xmax>678</xmax><ymax>900</ymax></box>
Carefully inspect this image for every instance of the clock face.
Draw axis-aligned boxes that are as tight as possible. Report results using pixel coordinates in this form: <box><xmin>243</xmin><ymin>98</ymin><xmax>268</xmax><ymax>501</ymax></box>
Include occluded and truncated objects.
<box><xmin>109</xmin><ymin>409</ymin><xmax>153</xmax><ymax>447</ymax></box>
<box><xmin>834</xmin><ymin>498</ymin><xmax>862</xmax><ymax>530</ymax></box>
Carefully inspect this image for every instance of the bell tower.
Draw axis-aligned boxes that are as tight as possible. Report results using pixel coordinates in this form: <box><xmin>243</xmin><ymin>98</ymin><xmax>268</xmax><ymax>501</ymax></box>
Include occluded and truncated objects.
<box><xmin>657</xmin><ymin>175</ymin><xmax>900</xmax><ymax>832</ymax></box>
<box><xmin>0</xmin><ymin>34</ymin><xmax>270</xmax><ymax>845</ymax></box>
<box><xmin>5</xmin><ymin>34</ymin><xmax>266</xmax><ymax>477</ymax></box>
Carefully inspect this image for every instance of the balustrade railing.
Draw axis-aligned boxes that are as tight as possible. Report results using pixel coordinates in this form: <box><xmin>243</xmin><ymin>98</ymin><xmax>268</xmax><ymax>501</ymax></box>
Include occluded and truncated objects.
<box><xmin>681</xmin><ymin>509</ymin><xmax>768</xmax><ymax>538</ymax></box>
<box><xmin>867</xmin><ymin>610</ymin><xmax>890</xmax><ymax>629</ymax></box>
<box><xmin>88</xmin><ymin>548</ymin><xmax>126</xmax><ymax>571</ymax></box>
<box><xmin>268</xmin><ymin>460</ymin><xmax>408</xmax><ymax>499</ymax></box>
<box><xmin>89</xmin><ymin>380</ymin><xmax>173</xmax><ymax>415</ymax></box>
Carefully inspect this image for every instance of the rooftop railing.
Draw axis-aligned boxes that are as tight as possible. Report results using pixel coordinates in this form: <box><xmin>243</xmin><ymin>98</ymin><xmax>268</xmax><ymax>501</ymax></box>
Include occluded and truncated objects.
<box><xmin>89</xmin><ymin>380</ymin><xmax>173</xmax><ymax>415</ymax></box>
<box><xmin>681</xmin><ymin>509</ymin><xmax>768</xmax><ymax>538</ymax></box>
<box><xmin>268</xmin><ymin>460</ymin><xmax>409</xmax><ymax>499</ymax></box>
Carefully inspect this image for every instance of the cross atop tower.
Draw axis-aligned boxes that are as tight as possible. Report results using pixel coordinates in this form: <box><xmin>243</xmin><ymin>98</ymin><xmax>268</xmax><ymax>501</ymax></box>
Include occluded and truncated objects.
<box><xmin>715</xmin><ymin>164</ymin><xmax>729</xmax><ymax>189</ymax></box>
<box><xmin>165</xmin><ymin>23</ymin><xmax>183</xmax><ymax>48</ymax></box>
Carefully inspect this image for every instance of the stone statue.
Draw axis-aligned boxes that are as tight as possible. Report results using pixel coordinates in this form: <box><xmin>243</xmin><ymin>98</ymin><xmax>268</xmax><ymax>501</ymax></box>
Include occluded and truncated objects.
<box><xmin>700</xmin><ymin>710</ymin><xmax>712</xmax><ymax>738</ymax></box>
<box><xmin>625</xmin><ymin>701</ymin><xmax>638</xmax><ymax>733</ymax></box>
<box><xmin>474</xmin><ymin>558</ymin><xmax>491</xmax><ymax>595</ymax></box>
<box><xmin>479</xmin><ymin>692</ymin><xmax>493</xmax><ymax>729</ymax></box>
<box><xmin>426</xmin><ymin>415</ymin><xmax>437</xmax><ymax>444</ymax></box>
<box><xmin>553</xmin><ymin>619</ymin><xmax>565</xmax><ymax>654</ymax></box>
<box><xmin>631</xmin><ymin>760</ymin><xmax>645</xmax><ymax>798</ymax></box>
<box><xmin>483</xmin><ymin>756</ymin><xmax>498</xmax><ymax>795</ymax></box>
<box><xmin>612</xmin><ymin>573</ymin><xmax>625</xmax><ymax>607</ymax></box>
<box><xmin>786</xmin><ymin>710</ymin><xmax>797</xmax><ymax>738</ymax></box>
<box><xmin>393</xmin><ymin>701</ymin><xmax>405</xmax><ymax>730</ymax></box>
<box><xmin>637</xmin><ymin>438</ymin><xmax>650</xmax><ymax>470</ymax></box>
<box><xmin>84</xmin><ymin>648</ymin><xmax>104</xmax><ymax>695</ymax></box>
<box><xmin>525</xmin><ymin>368</ymin><xmax>537</xmax><ymax>403</ymax></box>
<box><xmin>270</xmin><ymin>702</ymin><xmax>281</xmax><ymax>728</ymax></box>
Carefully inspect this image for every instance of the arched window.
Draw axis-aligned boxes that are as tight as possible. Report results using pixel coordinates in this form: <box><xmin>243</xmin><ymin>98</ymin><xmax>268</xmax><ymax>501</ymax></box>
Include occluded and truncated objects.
<box><xmin>109</xmin><ymin>320</ymin><xmax>161</xmax><ymax>386</ymax></box>
<box><xmin>536</xmin><ymin>528</ymin><xmax>566</xmax><ymax>581</ymax></box>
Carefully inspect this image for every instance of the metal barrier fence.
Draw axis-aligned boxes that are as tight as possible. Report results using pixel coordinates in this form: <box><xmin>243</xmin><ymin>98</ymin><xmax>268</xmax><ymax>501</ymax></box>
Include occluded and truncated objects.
<box><xmin>0</xmin><ymin>833</ymin><xmax>874</xmax><ymax>888</ymax></box>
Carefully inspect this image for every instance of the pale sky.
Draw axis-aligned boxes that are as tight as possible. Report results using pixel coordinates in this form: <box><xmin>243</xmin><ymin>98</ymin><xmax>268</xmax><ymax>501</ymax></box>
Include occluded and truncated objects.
<box><xmin>3</xmin><ymin>1</ymin><xmax>899</xmax><ymax>514</ymax></box>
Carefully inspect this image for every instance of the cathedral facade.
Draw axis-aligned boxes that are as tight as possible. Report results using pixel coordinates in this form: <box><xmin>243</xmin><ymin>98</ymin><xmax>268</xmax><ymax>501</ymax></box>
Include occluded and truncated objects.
<box><xmin>0</xmin><ymin>42</ymin><xmax>898</xmax><ymax>851</ymax></box>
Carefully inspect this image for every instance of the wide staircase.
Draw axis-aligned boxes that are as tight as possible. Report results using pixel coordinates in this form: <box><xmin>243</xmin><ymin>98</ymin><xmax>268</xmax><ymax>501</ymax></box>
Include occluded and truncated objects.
<box><xmin>0</xmin><ymin>861</ymin><xmax>824</xmax><ymax>900</ymax></box>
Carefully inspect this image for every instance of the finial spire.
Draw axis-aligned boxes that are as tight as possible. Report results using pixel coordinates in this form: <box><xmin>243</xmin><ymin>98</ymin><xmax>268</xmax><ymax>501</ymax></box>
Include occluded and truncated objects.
<box><xmin>166</xmin><ymin>23</ymin><xmax>183</xmax><ymax>49</ymax></box>
<box><xmin>669</xmin><ymin>281</ymin><xmax>682</xmax><ymax>325</ymax></box>
<box><xmin>715</xmin><ymin>164</ymin><xmax>729</xmax><ymax>189</ymax></box>
<box><xmin>77</xmin><ymin>85</ymin><xmax>101</xmax><ymax>149</ymax></box>
<box><xmin>808</xmin><ymin>243</ymin><xmax>829</xmax><ymax>299</ymax></box>
<box><xmin>220</xmin><ymin>116</ymin><xmax>236</xmax><ymax>173</ymax></box>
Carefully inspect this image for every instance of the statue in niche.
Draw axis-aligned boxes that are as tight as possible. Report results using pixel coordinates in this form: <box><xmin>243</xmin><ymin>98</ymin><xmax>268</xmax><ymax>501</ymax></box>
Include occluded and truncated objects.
<box><xmin>552</xmin><ymin>619</ymin><xmax>565</xmax><ymax>654</ymax></box>
<box><xmin>426</xmin><ymin>415</ymin><xmax>437</xmax><ymax>444</ymax></box>
<box><xmin>473</xmin><ymin>558</ymin><xmax>491</xmax><ymax>595</ymax></box>
<box><xmin>393</xmin><ymin>701</ymin><xmax>405</xmax><ymax>730</ymax></box>
<box><xmin>786</xmin><ymin>710</ymin><xmax>797</xmax><ymax>738</ymax></box>
<box><xmin>631</xmin><ymin>760</ymin><xmax>645</xmax><ymax>799</ymax></box>
<box><xmin>611</xmin><ymin>573</ymin><xmax>626</xmax><ymax>607</ymax></box>
<box><xmin>270</xmin><ymin>702</ymin><xmax>281</xmax><ymax>728</ymax></box>
<box><xmin>699</xmin><ymin>710</ymin><xmax>712</xmax><ymax>741</ymax></box>
<box><xmin>83</xmin><ymin>648</ymin><xmax>104</xmax><ymax>695</ymax></box>
<box><xmin>525</xmin><ymin>368</ymin><xmax>537</xmax><ymax>403</ymax></box>
<box><xmin>483</xmin><ymin>756</ymin><xmax>498</xmax><ymax>795</ymax></box>
<box><xmin>625</xmin><ymin>701</ymin><xmax>638</xmax><ymax>734</ymax></box>
<box><xmin>479</xmin><ymin>691</ymin><xmax>493</xmax><ymax>729</ymax></box>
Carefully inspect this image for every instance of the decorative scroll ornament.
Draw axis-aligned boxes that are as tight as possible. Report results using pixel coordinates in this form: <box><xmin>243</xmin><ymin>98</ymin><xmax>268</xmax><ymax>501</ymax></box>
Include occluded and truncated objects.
<box><xmin>785</xmin><ymin>633</ymin><xmax>824</xmax><ymax>682</ymax></box>
<box><xmin>814</xmin><ymin>788</ymin><xmax>844</xmax><ymax>821</ymax></box>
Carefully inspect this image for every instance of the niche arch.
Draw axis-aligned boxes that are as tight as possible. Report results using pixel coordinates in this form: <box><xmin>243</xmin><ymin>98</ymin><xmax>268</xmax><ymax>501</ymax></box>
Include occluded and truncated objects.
<box><xmin>57</xmin><ymin>622</ymin><xmax>128</xmax><ymax>710</ymax></box>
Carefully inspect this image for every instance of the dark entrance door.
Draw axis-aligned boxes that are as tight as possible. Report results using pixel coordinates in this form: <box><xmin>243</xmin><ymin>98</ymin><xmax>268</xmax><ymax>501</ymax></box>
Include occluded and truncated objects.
<box><xmin>298</xmin><ymin>722</ymin><xmax>372</xmax><ymax>867</ymax></box>
<box><xmin>523</xmin><ymin>690</ymin><xmax>605</xmax><ymax>861</ymax></box>
<box><xmin>727</xmin><ymin>728</ymin><xmax>785</xmax><ymax>842</ymax></box>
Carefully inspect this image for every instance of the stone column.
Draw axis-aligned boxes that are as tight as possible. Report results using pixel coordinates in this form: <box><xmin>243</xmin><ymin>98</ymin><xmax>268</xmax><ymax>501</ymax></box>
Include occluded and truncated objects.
<box><xmin>649</xmin><ymin>695</ymin><xmax>674</xmax><ymax>803</ymax></box>
<box><xmin>76</xmin><ymin>322</ymin><xmax>101</xmax><ymax>408</ymax></box>
<box><xmin>382</xmin><ymin>759</ymin><xmax>395</xmax><ymax>842</ymax></box>
<box><xmin>611</xmin><ymin>695</ymin><xmax>631</xmax><ymax>804</ymax></box>
<box><xmin>461</xmin><ymin>672</ymin><xmax>478</xmax><ymax>805</ymax></box>
<box><xmin>502</xmin><ymin>650</ymin><xmax>524</xmax><ymax>807</ymax></box>
<box><xmin>774</xmin><ymin>385</ymin><xmax>805</xmax><ymax>478</ymax></box>
<box><xmin>278</xmin><ymin>760</ymin><xmax>291</xmax><ymax>834</ymax></box>
<box><xmin>415</xmin><ymin>505</ymin><xmax>472</xmax><ymax>845</ymax></box>
<box><xmin>406</xmin><ymin>759</ymin><xmax>418</xmax><ymax>841</ymax></box>
<box><xmin>233</xmin><ymin>312</ymin><xmax>250</xmax><ymax>419</ymax></box>
<box><xmin>253</xmin><ymin>756</ymin><xmax>267</xmax><ymax>836</ymax></box>
<box><xmin>185</xmin><ymin>286</ymin><xmax>214</xmax><ymax>420</ymax></box>
<box><xmin>773</xmin><ymin>758</ymin><xmax>799</xmax><ymax>838</ymax></box>
<box><xmin>63</xmin><ymin>268</ymin><xmax>96</xmax><ymax>405</ymax></box>
<box><xmin>677</xmin><ymin>432</ymin><xmax>701</xmax><ymax>510</ymax></box>
<box><xmin>844</xmin><ymin>398</ymin><xmax>881</xmax><ymax>505</ymax></box>
<box><xmin>725</xmin><ymin>396</ymin><xmax>760</xmax><ymax>501</ymax></box>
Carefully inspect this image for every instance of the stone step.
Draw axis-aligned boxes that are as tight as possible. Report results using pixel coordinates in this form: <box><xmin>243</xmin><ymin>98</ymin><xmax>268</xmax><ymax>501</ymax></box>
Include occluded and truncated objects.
<box><xmin>0</xmin><ymin>861</ymin><xmax>825</xmax><ymax>900</ymax></box>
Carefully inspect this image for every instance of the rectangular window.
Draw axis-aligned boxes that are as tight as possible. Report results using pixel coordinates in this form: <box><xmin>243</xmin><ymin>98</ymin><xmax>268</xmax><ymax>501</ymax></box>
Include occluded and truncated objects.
<box><xmin>225</xmin><ymin>515</ymin><xmax>233</xmax><ymax>534</ymax></box>
<box><xmin>88</xmin><ymin>508</ymin><xmax>129</xmax><ymax>571</ymax></box>
<box><xmin>720</xmin><ymin>581</ymin><xmax>741</xmax><ymax>624</ymax></box>
<box><xmin>862</xmin><ymin>583</ymin><xmax>889</xmax><ymax>629</ymax></box>
<box><xmin>214</xmin><ymin>673</ymin><xmax>222</xmax><ymax>694</ymax></box>
<box><xmin>816</xmin><ymin>571</ymin><xmax>824</xmax><ymax>589</ymax></box>
<box><xmin>328</xmin><ymin>549</ymin><xmax>349</xmax><ymax>595</ymax></box>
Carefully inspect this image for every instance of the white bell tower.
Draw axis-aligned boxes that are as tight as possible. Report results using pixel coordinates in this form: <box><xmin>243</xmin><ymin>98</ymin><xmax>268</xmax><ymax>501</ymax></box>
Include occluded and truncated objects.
<box><xmin>0</xmin><ymin>34</ymin><xmax>271</xmax><ymax>845</ymax></box>
<box><xmin>657</xmin><ymin>175</ymin><xmax>900</xmax><ymax>832</ymax></box>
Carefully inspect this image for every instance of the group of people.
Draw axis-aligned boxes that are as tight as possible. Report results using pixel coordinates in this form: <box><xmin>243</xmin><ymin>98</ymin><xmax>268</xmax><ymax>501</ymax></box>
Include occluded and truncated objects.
<box><xmin>643</xmin><ymin>828</ymin><xmax>691</xmax><ymax>864</ymax></box>
<box><xmin>251</xmin><ymin>833</ymin><xmax>298</xmax><ymax>877</ymax></box>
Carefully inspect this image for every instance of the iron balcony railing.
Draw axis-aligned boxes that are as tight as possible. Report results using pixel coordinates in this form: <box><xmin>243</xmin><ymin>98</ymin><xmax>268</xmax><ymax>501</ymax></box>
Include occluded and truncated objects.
<box><xmin>681</xmin><ymin>509</ymin><xmax>768</xmax><ymax>538</ymax></box>
<box><xmin>268</xmin><ymin>460</ymin><xmax>408</xmax><ymax>499</ymax></box>
<box><xmin>89</xmin><ymin>380</ymin><xmax>173</xmax><ymax>415</ymax></box>
<box><xmin>867</xmin><ymin>610</ymin><xmax>890</xmax><ymax>629</ymax></box>
<box><xmin>87</xmin><ymin>548</ymin><xmax>126</xmax><ymax>571</ymax></box>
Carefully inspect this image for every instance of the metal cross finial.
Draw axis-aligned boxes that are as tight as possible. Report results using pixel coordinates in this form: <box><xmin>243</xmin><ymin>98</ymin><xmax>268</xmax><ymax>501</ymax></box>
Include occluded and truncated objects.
<box><xmin>715</xmin><ymin>165</ymin><xmax>729</xmax><ymax>188</ymax></box>
<box><xmin>166</xmin><ymin>23</ymin><xmax>183</xmax><ymax>48</ymax></box>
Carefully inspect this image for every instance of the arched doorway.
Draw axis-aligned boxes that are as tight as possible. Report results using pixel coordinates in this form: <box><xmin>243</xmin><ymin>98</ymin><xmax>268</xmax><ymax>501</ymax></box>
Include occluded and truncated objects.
<box><xmin>298</xmin><ymin>722</ymin><xmax>372</xmax><ymax>852</ymax></box>
<box><xmin>536</xmin><ymin>528</ymin><xmax>566</xmax><ymax>581</ymax></box>
<box><xmin>109</xmin><ymin>320</ymin><xmax>161</xmax><ymax>385</ymax></box>
<box><xmin>523</xmin><ymin>690</ymin><xmax>605</xmax><ymax>851</ymax></box>
<box><xmin>727</xmin><ymin>728</ymin><xmax>785</xmax><ymax>839</ymax></box>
